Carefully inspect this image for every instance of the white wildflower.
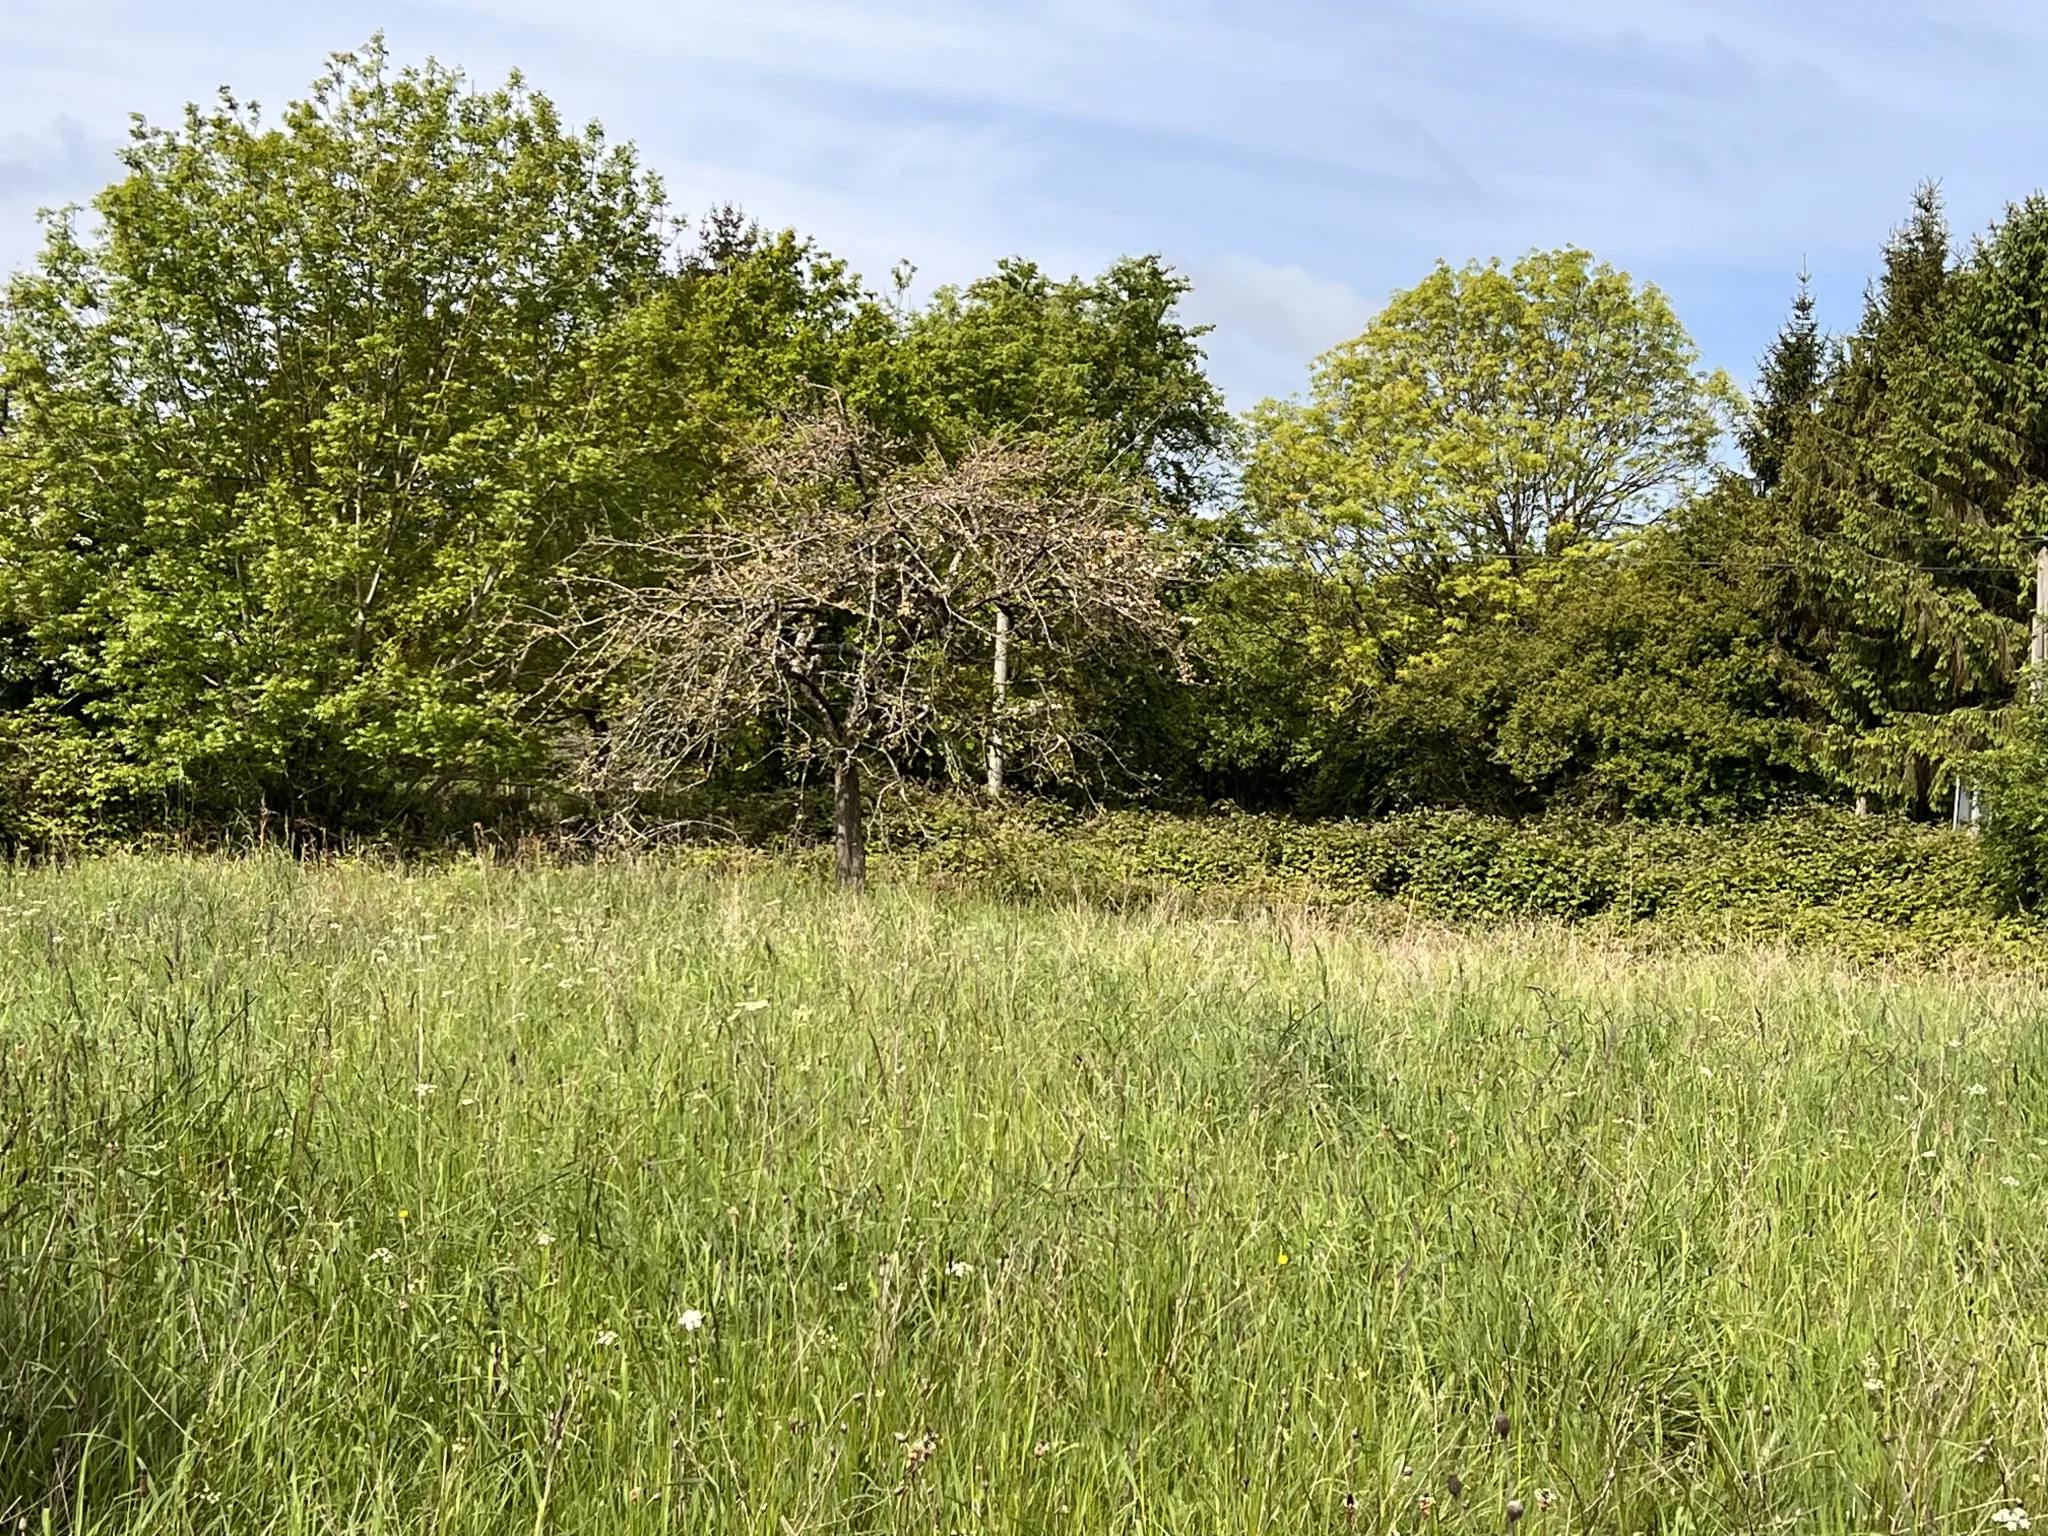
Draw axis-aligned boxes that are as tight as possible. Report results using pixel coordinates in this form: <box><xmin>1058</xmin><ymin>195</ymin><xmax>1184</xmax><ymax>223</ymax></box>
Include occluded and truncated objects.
<box><xmin>2004</xmin><ymin>1176</ymin><xmax>2022</xmax><ymax>1188</ymax></box>
<box><xmin>946</xmin><ymin>1261</ymin><xmax>975</xmax><ymax>1278</ymax></box>
<box><xmin>412</xmin><ymin>1082</ymin><xmax>435</xmax><ymax>1098</ymax></box>
<box><xmin>534</xmin><ymin>1230</ymin><xmax>554</xmax><ymax>1248</ymax></box>
<box><xmin>1993</xmin><ymin>1508</ymin><xmax>2031</xmax><ymax>1532</ymax></box>
<box><xmin>595</xmin><ymin>1329</ymin><xmax>619</xmax><ymax>1347</ymax></box>
<box><xmin>680</xmin><ymin>1308</ymin><xmax>705</xmax><ymax>1332</ymax></box>
<box><xmin>1968</xmin><ymin>1084</ymin><xmax>1989</xmax><ymax>1097</ymax></box>
<box><xmin>370</xmin><ymin>1247</ymin><xmax>395</xmax><ymax>1265</ymax></box>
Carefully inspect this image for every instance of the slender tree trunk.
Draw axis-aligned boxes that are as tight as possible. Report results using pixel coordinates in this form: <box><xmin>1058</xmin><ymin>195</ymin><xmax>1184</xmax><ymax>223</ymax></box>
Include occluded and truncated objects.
<box><xmin>2032</xmin><ymin>541</ymin><xmax>2048</xmax><ymax>700</ymax></box>
<box><xmin>987</xmin><ymin>606</ymin><xmax>1010</xmax><ymax>797</ymax></box>
<box><xmin>833</xmin><ymin>757</ymin><xmax>867</xmax><ymax>893</ymax></box>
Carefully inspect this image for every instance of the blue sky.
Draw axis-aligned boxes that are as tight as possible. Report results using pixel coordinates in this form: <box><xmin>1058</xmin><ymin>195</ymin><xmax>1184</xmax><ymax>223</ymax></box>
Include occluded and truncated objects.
<box><xmin>3</xmin><ymin>1</ymin><xmax>2045</xmax><ymax>404</ymax></box>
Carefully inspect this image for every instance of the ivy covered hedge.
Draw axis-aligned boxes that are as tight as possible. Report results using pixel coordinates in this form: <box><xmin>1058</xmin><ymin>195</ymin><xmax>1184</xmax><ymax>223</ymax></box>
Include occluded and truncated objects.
<box><xmin>855</xmin><ymin>796</ymin><xmax>2027</xmax><ymax>958</ymax></box>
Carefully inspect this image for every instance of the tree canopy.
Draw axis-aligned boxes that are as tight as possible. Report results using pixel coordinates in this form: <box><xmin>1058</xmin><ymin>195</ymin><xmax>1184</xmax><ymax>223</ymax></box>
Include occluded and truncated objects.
<box><xmin>2</xmin><ymin>45</ymin><xmax>2047</xmax><ymax>859</ymax></box>
<box><xmin>0</xmin><ymin>43</ymin><xmax>665</xmax><ymax>831</ymax></box>
<box><xmin>1245</xmin><ymin>249</ymin><xmax>1734</xmax><ymax>602</ymax></box>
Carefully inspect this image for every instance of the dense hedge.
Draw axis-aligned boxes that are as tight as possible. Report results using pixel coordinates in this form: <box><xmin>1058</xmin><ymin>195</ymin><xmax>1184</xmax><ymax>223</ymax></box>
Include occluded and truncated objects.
<box><xmin>855</xmin><ymin>796</ymin><xmax>2029</xmax><ymax>959</ymax></box>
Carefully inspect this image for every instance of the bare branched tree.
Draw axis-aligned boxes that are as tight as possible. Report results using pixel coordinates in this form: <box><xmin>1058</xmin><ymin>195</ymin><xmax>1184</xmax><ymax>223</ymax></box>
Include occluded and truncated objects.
<box><xmin>555</xmin><ymin>410</ymin><xmax>1184</xmax><ymax>889</ymax></box>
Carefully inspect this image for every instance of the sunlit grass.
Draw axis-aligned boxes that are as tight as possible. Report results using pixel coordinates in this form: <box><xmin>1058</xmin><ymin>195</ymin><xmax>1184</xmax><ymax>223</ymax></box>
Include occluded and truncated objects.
<box><xmin>3</xmin><ymin>853</ymin><xmax>2046</xmax><ymax>1532</ymax></box>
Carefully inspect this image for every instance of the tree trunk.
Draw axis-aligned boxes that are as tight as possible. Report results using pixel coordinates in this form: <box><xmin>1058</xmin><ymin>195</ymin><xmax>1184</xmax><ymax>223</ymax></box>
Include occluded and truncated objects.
<box><xmin>987</xmin><ymin>605</ymin><xmax>1010</xmax><ymax>797</ymax></box>
<box><xmin>2033</xmin><ymin>541</ymin><xmax>2048</xmax><ymax>700</ymax></box>
<box><xmin>833</xmin><ymin>757</ymin><xmax>867</xmax><ymax>893</ymax></box>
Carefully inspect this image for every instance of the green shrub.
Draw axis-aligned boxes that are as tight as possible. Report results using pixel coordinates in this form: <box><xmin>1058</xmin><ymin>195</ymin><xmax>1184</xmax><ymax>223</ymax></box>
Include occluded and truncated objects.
<box><xmin>1980</xmin><ymin>703</ymin><xmax>2048</xmax><ymax>912</ymax></box>
<box><xmin>869</xmin><ymin>793</ymin><xmax>2021</xmax><ymax>957</ymax></box>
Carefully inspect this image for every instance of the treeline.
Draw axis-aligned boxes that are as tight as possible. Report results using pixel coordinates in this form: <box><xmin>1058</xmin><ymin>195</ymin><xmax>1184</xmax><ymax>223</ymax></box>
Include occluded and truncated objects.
<box><xmin>4</xmin><ymin>46</ymin><xmax>2048</xmax><ymax>892</ymax></box>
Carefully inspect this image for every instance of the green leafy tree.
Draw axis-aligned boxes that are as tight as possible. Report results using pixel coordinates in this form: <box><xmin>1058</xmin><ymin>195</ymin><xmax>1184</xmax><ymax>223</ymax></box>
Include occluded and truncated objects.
<box><xmin>1375</xmin><ymin>535</ymin><xmax>1814</xmax><ymax>819</ymax></box>
<box><xmin>896</xmin><ymin>256</ymin><xmax>1231</xmax><ymax>516</ymax></box>
<box><xmin>1201</xmin><ymin>249</ymin><xmax>1739</xmax><ymax>814</ymax></box>
<box><xmin>1190</xmin><ymin>515</ymin><xmax>1813</xmax><ymax>821</ymax></box>
<box><xmin>0</xmin><ymin>42</ymin><xmax>665</xmax><ymax>834</ymax></box>
<box><xmin>1246</xmin><ymin>248</ymin><xmax>1735</xmax><ymax>602</ymax></box>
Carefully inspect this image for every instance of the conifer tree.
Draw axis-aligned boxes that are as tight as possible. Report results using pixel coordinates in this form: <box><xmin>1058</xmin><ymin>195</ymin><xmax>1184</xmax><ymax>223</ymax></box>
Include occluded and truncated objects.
<box><xmin>1769</xmin><ymin>182</ymin><xmax>2031</xmax><ymax>810</ymax></box>
<box><xmin>1738</xmin><ymin>272</ymin><xmax>1826</xmax><ymax>494</ymax></box>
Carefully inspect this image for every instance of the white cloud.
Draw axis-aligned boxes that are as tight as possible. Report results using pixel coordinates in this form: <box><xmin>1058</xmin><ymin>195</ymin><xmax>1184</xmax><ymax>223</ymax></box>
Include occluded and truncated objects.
<box><xmin>1182</xmin><ymin>255</ymin><xmax>1377</xmax><ymax>403</ymax></box>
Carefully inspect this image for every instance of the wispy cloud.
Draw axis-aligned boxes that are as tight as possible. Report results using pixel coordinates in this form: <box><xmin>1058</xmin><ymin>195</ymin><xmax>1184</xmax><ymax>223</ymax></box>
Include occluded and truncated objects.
<box><xmin>1183</xmin><ymin>256</ymin><xmax>1379</xmax><ymax>405</ymax></box>
<box><xmin>0</xmin><ymin>116</ymin><xmax>113</xmax><ymax>204</ymax></box>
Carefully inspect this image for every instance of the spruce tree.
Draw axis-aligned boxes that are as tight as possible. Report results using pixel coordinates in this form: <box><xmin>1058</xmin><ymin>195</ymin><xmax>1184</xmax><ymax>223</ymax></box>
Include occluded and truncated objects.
<box><xmin>1765</xmin><ymin>180</ymin><xmax>2035</xmax><ymax>812</ymax></box>
<box><xmin>1739</xmin><ymin>271</ymin><xmax>1827</xmax><ymax>494</ymax></box>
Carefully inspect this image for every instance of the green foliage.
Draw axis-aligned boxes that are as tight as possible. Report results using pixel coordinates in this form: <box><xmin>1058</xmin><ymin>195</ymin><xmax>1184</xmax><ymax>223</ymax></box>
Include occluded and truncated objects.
<box><xmin>876</xmin><ymin>794</ymin><xmax>2017</xmax><ymax>957</ymax></box>
<box><xmin>0</xmin><ymin>43</ymin><xmax>665</xmax><ymax>834</ymax></box>
<box><xmin>896</xmin><ymin>255</ymin><xmax>1232</xmax><ymax>514</ymax></box>
<box><xmin>595</xmin><ymin>217</ymin><xmax>901</xmax><ymax>464</ymax></box>
<box><xmin>0</xmin><ymin>46</ymin><xmax>1232</xmax><ymax>838</ymax></box>
<box><xmin>1190</xmin><ymin>524</ymin><xmax>1813</xmax><ymax>820</ymax></box>
<box><xmin>1206</xmin><ymin>250</ymin><xmax>1754</xmax><ymax>818</ymax></box>
<box><xmin>1247</xmin><ymin>247</ymin><xmax>1734</xmax><ymax>592</ymax></box>
<box><xmin>1979</xmin><ymin>700</ymin><xmax>2048</xmax><ymax>911</ymax></box>
<box><xmin>7</xmin><ymin>42</ymin><xmax>2048</xmax><ymax>856</ymax></box>
<box><xmin>1367</xmin><ymin>536</ymin><xmax>1812</xmax><ymax>818</ymax></box>
<box><xmin>1738</xmin><ymin>273</ymin><xmax>1828</xmax><ymax>494</ymax></box>
<box><xmin>1757</xmin><ymin>185</ymin><xmax>2040</xmax><ymax>806</ymax></box>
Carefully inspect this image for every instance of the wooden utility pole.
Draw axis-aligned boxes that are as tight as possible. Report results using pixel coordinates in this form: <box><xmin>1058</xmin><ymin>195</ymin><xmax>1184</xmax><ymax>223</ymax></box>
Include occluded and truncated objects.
<box><xmin>986</xmin><ymin>606</ymin><xmax>1010</xmax><ymax>796</ymax></box>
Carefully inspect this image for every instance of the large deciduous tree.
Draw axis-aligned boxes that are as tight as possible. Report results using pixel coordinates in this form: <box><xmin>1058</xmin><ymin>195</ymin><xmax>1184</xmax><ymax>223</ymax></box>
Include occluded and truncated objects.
<box><xmin>0</xmin><ymin>42</ymin><xmax>664</xmax><ymax>834</ymax></box>
<box><xmin>1192</xmin><ymin>248</ymin><xmax>1741</xmax><ymax>815</ymax></box>
<box><xmin>897</xmin><ymin>256</ymin><xmax>1232</xmax><ymax>517</ymax></box>
<box><xmin>1245</xmin><ymin>248</ymin><xmax>1734</xmax><ymax>600</ymax></box>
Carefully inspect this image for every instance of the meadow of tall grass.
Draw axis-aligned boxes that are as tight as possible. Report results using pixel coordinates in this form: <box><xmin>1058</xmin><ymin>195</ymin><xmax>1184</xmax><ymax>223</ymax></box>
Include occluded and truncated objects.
<box><xmin>3</xmin><ymin>854</ymin><xmax>2046</xmax><ymax>1533</ymax></box>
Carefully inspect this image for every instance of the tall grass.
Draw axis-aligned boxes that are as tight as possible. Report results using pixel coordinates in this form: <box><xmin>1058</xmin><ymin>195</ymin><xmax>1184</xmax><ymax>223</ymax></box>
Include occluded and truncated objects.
<box><xmin>3</xmin><ymin>854</ymin><xmax>2046</xmax><ymax>1532</ymax></box>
